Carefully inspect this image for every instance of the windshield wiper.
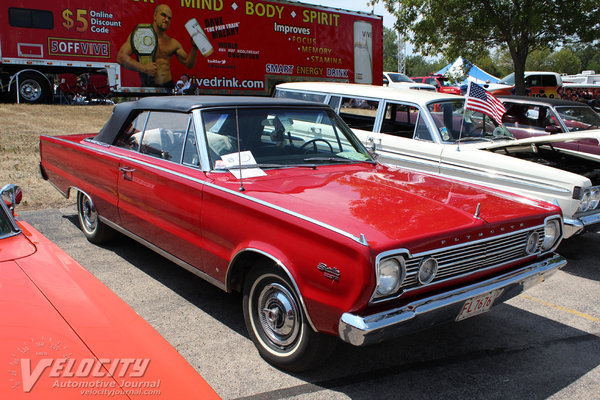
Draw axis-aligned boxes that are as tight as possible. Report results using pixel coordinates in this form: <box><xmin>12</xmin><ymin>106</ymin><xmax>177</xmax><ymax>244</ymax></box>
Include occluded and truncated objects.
<box><xmin>303</xmin><ymin>157</ymin><xmax>376</xmax><ymax>164</ymax></box>
<box><xmin>456</xmin><ymin>136</ymin><xmax>493</xmax><ymax>143</ymax></box>
<box><xmin>216</xmin><ymin>163</ymin><xmax>318</xmax><ymax>171</ymax></box>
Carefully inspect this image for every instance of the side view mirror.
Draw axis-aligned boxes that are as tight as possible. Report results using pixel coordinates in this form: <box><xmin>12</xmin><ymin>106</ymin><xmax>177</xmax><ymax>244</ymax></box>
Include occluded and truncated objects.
<box><xmin>1</xmin><ymin>184</ymin><xmax>23</xmax><ymax>214</ymax></box>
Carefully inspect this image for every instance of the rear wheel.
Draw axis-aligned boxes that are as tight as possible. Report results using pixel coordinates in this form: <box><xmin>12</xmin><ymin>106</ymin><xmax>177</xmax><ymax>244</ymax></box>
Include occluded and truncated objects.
<box><xmin>243</xmin><ymin>263</ymin><xmax>336</xmax><ymax>372</ymax></box>
<box><xmin>77</xmin><ymin>192</ymin><xmax>115</xmax><ymax>244</ymax></box>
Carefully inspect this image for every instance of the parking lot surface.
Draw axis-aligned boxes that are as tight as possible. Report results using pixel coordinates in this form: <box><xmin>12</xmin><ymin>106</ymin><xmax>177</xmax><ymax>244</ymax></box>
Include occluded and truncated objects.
<box><xmin>21</xmin><ymin>206</ymin><xmax>600</xmax><ymax>399</ymax></box>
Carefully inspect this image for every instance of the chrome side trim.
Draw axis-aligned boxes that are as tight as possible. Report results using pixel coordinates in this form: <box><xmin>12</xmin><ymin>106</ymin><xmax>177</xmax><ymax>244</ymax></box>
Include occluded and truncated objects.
<box><xmin>439</xmin><ymin>160</ymin><xmax>573</xmax><ymax>195</ymax></box>
<box><xmin>378</xmin><ymin>146</ymin><xmax>573</xmax><ymax>196</ymax></box>
<box><xmin>377</xmin><ymin>151</ymin><xmax>440</xmax><ymax>170</ymax></box>
<box><xmin>339</xmin><ymin>253</ymin><xmax>566</xmax><ymax>346</ymax></box>
<box><xmin>43</xmin><ymin>135</ymin><xmax>368</xmax><ymax>246</ymax></box>
<box><xmin>99</xmin><ymin>216</ymin><xmax>226</xmax><ymax>291</ymax></box>
<box><xmin>227</xmin><ymin>248</ymin><xmax>317</xmax><ymax>332</ymax></box>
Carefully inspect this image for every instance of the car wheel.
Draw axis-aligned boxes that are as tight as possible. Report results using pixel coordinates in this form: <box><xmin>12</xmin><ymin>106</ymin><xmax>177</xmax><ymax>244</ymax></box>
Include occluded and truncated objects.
<box><xmin>243</xmin><ymin>264</ymin><xmax>336</xmax><ymax>372</ymax></box>
<box><xmin>14</xmin><ymin>73</ymin><xmax>49</xmax><ymax>104</ymax></box>
<box><xmin>77</xmin><ymin>192</ymin><xmax>115</xmax><ymax>244</ymax></box>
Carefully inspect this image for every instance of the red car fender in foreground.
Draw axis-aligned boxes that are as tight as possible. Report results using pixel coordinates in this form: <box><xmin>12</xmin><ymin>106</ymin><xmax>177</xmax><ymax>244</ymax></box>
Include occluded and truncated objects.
<box><xmin>1</xmin><ymin>188</ymin><xmax>220</xmax><ymax>399</ymax></box>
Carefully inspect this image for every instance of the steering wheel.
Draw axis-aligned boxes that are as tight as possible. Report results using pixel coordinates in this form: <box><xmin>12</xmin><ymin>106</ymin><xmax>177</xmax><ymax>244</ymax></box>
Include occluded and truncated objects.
<box><xmin>299</xmin><ymin>139</ymin><xmax>334</xmax><ymax>153</ymax></box>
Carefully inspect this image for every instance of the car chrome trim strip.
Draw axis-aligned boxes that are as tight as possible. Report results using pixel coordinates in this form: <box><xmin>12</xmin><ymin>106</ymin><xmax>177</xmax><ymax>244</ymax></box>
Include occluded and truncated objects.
<box><xmin>439</xmin><ymin>160</ymin><xmax>573</xmax><ymax>195</ymax></box>
<box><xmin>44</xmin><ymin>135</ymin><xmax>369</xmax><ymax>246</ymax></box>
<box><xmin>228</xmin><ymin>248</ymin><xmax>317</xmax><ymax>332</ymax></box>
<box><xmin>339</xmin><ymin>253</ymin><xmax>566</xmax><ymax>346</ymax></box>
<box><xmin>99</xmin><ymin>216</ymin><xmax>227</xmax><ymax>291</ymax></box>
<box><xmin>375</xmin><ymin>145</ymin><xmax>574</xmax><ymax>197</ymax></box>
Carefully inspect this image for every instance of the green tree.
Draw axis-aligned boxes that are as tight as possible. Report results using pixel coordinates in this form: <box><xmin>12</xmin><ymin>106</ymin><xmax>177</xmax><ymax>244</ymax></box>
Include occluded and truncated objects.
<box><xmin>526</xmin><ymin>48</ymin><xmax>553</xmax><ymax>71</ymax></box>
<box><xmin>405</xmin><ymin>55</ymin><xmax>445</xmax><ymax>77</ymax></box>
<box><xmin>375</xmin><ymin>0</ymin><xmax>600</xmax><ymax>94</ymax></box>
<box><xmin>570</xmin><ymin>44</ymin><xmax>600</xmax><ymax>72</ymax></box>
<box><xmin>548</xmin><ymin>49</ymin><xmax>582</xmax><ymax>74</ymax></box>
<box><xmin>383</xmin><ymin>26</ymin><xmax>399</xmax><ymax>72</ymax></box>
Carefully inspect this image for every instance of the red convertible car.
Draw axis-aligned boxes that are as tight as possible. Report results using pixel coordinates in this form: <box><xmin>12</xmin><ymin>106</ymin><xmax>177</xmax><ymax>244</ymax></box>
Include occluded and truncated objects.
<box><xmin>0</xmin><ymin>184</ymin><xmax>219</xmax><ymax>398</ymax></box>
<box><xmin>40</xmin><ymin>96</ymin><xmax>566</xmax><ymax>371</ymax></box>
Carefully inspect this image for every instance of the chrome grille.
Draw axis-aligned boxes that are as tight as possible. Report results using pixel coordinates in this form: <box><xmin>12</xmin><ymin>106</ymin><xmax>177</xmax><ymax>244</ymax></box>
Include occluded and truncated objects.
<box><xmin>400</xmin><ymin>227</ymin><xmax>545</xmax><ymax>290</ymax></box>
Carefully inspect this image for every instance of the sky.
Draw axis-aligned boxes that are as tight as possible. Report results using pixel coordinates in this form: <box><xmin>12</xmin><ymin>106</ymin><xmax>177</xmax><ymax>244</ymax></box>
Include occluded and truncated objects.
<box><xmin>293</xmin><ymin>0</ymin><xmax>396</xmax><ymax>28</ymax></box>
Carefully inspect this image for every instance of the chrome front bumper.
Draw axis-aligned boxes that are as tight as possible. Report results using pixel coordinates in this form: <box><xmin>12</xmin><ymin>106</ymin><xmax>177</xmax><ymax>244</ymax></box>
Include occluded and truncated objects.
<box><xmin>564</xmin><ymin>213</ymin><xmax>600</xmax><ymax>238</ymax></box>
<box><xmin>338</xmin><ymin>253</ymin><xmax>566</xmax><ymax>346</ymax></box>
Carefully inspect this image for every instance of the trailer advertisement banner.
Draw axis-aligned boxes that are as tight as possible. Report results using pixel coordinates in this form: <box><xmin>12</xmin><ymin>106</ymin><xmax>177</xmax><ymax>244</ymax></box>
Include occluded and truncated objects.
<box><xmin>2</xmin><ymin>0</ymin><xmax>383</xmax><ymax>95</ymax></box>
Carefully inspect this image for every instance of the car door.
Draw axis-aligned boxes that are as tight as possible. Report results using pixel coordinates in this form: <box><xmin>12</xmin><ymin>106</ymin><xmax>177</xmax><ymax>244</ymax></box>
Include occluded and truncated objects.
<box><xmin>370</xmin><ymin>100</ymin><xmax>443</xmax><ymax>175</ymax></box>
<box><xmin>116</xmin><ymin>110</ymin><xmax>208</xmax><ymax>271</ymax></box>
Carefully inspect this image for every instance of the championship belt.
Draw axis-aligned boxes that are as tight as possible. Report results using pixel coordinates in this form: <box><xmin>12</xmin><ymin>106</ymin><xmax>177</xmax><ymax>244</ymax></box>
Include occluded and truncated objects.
<box><xmin>130</xmin><ymin>24</ymin><xmax>157</xmax><ymax>64</ymax></box>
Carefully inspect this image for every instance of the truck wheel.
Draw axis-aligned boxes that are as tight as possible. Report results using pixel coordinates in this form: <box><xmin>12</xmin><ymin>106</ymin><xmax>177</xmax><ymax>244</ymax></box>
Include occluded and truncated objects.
<box><xmin>15</xmin><ymin>73</ymin><xmax>49</xmax><ymax>104</ymax></box>
<box><xmin>77</xmin><ymin>192</ymin><xmax>115</xmax><ymax>244</ymax></box>
<box><xmin>243</xmin><ymin>263</ymin><xmax>336</xmax><ymax>372</ymax></box>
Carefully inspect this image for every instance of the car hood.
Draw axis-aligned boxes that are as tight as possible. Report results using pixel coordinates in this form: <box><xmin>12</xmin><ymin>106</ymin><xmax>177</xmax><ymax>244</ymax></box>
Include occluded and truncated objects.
<box><xmin>1</xmin><ymin>260</ymin><xmax>127</xmax><ymax>397</ymax></box>
<box><xmin>471</xmin><ymin>130</ymin><xmax>600</xmax><ymax>152</ymax></box>
<box><xmin>214</xmin><ymin>164</ymin><xmax>557</xmax><ymax>250</ymax></box>
<box><xmin>0</xmin><ymin>232</ymin><xmax>36</xmax><ymax>262</ymax></box>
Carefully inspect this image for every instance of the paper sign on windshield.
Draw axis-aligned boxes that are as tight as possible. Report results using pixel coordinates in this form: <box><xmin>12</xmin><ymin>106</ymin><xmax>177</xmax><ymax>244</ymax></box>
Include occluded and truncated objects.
<box><xmin>221</xmin><ymin>151</ymin><xmax>266</xmax><ymax>179</ymax></box>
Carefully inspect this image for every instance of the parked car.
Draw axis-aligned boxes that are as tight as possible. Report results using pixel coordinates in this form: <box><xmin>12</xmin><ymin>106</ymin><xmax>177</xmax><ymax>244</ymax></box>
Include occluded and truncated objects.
<box><xmin>383</xmin><ymin>71</ymin><xmax>436</xmax><ymax>91</ymax></box>
<box><xmin>39</xmin><ymin>96</ymin><xmax>565</xmax><ymax>371</ymax></box>
<box><xmin>499</xmin><ymin>96</ymin><xmax>600</xmax><ymax>157</ymax></box>
<box><xmin>274</xmin><ymin>82</ymin><xmax>600</xmax><ymax>238</ymax></box>
<box><xmin>486</xmin><ymin>71</ymin><xmax>562</xmax><ymax>97</ymax></box>
<box><xmin>0</xmin><ymin>184</ymin><xmax>219</xmax><ymax>399</ymax></box>
<box><xmin>411</xmin><ymin>74</ymin><xmax>462</xmax><ymax>95</ymax></box>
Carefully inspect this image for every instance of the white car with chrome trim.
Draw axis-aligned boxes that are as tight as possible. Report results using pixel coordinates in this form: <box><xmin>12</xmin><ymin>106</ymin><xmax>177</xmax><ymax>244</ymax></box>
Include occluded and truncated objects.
<box><xmin>274</xmin><ymin>82</ymin><xmax>600</xmax><ymax>238</ymax></box>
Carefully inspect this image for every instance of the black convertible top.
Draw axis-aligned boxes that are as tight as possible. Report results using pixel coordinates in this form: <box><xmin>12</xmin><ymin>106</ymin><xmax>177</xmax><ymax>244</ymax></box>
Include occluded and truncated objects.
<box><xmin>94</xmin><ymin>96</ymin><xmax>327</xmax><ymax>144</ymax></box>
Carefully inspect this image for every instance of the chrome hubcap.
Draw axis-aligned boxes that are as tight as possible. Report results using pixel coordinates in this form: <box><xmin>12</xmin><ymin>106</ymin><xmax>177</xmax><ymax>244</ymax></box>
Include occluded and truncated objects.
<box><xmin>257</xmin><ymin>283</ymin><xmax>300</xmax><ymax>348</ymax></box>
<box><xmin>19</xmin><ymin>79</ymin><xmax>42</xmax><ymax>102</ymax></box>
<box><xmin>81</xmin><ymin>197</ymin><xmax>97</xmax><ymax>232</ymax></box>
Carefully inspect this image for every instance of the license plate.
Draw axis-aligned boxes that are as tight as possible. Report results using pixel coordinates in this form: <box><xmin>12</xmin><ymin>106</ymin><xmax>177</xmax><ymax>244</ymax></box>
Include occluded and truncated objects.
<box><xmin>456</xmin><ymin>289</ymin><xmax>503</xmax><ymax>321</ymax></box>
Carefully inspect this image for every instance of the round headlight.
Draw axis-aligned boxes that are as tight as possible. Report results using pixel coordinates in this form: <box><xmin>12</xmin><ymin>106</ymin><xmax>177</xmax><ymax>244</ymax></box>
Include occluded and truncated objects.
<box><xmin>376</xmin><ymin>257</ymin><xmax>405</xmax><ymax>297</ymax></box>
<box><xmin>579</xmin><ymin>190</ymin><xmax>591</xmax><ymax>212</ymax></box>
<box><xmin>417</xmin><ymin>257</ymin><xmax>438</xmax><ymax>285</ymax></box>
<box><xmin>590</xmin><ymin>188</ymin><xmax>600</xmax><ymax>210</ymax></box>
<box><xmin>525</xmin><ymin>231</ymin><xmax>540</xmax><ymax>255</ymax></box>
<box><xmin>542</xmin><ymin>219</ymin><xmax>560</xmax><ymax>251</ymax></box>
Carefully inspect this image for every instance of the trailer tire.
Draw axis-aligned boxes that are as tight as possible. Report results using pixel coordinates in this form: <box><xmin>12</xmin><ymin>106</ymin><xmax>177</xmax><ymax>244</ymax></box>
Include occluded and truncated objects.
<box><xmin>14</xmin><ymin>73</ymin><xmax>50</xmax><ymax>104</ymax></box>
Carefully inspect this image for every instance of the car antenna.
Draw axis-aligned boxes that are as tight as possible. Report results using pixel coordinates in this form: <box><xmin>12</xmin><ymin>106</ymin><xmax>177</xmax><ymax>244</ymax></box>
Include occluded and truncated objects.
<box><xmin>235</xmin><ymin>107</ymin><xmax>245</xmax><ymax>192</ymax></box>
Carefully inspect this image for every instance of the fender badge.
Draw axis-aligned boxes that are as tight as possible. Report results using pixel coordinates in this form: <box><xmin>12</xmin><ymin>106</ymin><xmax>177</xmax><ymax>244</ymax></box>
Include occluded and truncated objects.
<box><xmin>317</xmin><ymin>263</ymin><xmax>340</xmax><ymax>282</ymax></box>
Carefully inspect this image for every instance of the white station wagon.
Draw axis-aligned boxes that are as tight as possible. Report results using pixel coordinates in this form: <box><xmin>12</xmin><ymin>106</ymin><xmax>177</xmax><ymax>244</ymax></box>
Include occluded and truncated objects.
<box><xmin>274</xmin><ymin>82</ymin><xmax>600</xmax><ymax>238</ymax></box>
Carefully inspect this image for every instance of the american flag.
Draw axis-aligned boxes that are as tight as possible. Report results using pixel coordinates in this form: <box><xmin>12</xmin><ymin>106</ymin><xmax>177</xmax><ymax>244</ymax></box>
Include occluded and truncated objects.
<box><xmin>465</xmin><ymin>82</ymin><xmax>506</xmax><ymax>124</ymax></box>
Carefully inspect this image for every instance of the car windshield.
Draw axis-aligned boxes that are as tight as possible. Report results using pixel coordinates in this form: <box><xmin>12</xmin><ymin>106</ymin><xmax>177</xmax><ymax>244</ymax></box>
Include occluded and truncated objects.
<box><xmin>387</xmin><ymin>73</ymin><xmax>413</xmax><ymax>83</ymax></box>
<box><xmin>201</xmin><ymin>107</ymin><xmax>373</xmax><ymax>170</ymax></box>
<box><xmin>555</xmin><ymin>106</ymin><xmax>600</xmax><ymax>131</ymax></box>
<box><xmin>499</xmin><ymin>73</ymin><xmax>515</xmax><ymax>85</ymax></box>
<box><xmin>427</xmin><ymin>100</ymin><xmax>514</xmax><ymax>142</ymax></box>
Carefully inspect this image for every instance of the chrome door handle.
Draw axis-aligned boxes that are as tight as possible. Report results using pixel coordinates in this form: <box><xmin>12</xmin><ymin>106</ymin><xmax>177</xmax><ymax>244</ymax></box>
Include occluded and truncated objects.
<box><xmin>119</xmin><ymin>167</ymin><xmax>135</xmax><ymax>181</ymax></box>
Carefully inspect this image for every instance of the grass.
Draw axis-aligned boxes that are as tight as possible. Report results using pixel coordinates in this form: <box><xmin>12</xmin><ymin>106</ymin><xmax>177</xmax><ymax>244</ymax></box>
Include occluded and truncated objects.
<box><xmin>0</xmin><ymin>104</ymin><xmax>114</xmax><ymax>210</ymax></box>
